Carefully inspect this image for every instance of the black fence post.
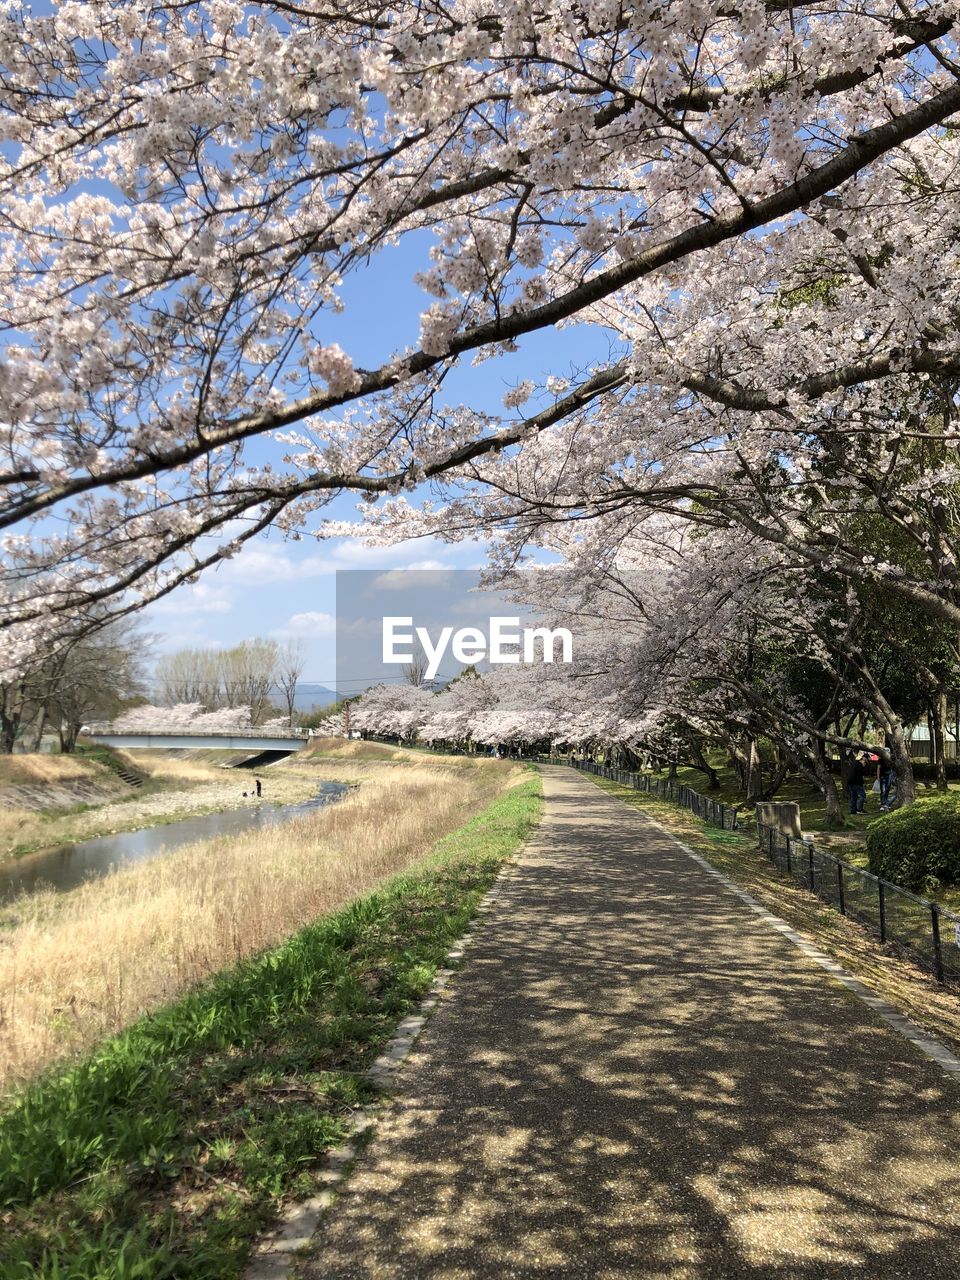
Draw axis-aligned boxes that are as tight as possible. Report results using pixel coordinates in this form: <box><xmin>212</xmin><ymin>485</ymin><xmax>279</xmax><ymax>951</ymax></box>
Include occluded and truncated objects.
<box><xmin>931</xmin><ymin>905</ymin><xmax>945</xmax><ymax>984</ymax></box>
<box><xmin>566</xmin><ymin>756</ymin><xmax>959</xmax><ymax>990</ymax></box>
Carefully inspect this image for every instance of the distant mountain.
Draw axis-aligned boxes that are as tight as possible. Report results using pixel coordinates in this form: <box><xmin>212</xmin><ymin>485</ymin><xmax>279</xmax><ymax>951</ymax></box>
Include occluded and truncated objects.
<box><xmin>289</xmin><ymin>683</ymin><xmax>339</xmax><ymax>711</ymax></box>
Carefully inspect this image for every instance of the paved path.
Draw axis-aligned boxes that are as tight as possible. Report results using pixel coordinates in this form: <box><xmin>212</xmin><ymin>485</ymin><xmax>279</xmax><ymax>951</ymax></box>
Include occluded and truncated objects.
<box><xmin>303</xmin><ymin>767</ymin><xmax>960</xmax><ymax>1279</ymax></box>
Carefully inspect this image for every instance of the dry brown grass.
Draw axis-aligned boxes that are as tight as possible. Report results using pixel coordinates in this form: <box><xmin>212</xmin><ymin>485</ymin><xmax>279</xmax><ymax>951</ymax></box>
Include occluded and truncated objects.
<box><xmin>0</xmin><ymin>758</ymin><xmax>525</xmax><ymax>1092</ymax></box>
<box><xmin>0</xmin><ymin>755</ymin><xmax>109</xmax><ymax>787</ymax></box>
<box><xmin>0</xmin><ymin>806</ymin><xmax>52</xmax><ymax>856</ymax></box>
<box><xmin>301</xmin><ymin>736</ymin><xmax>409</xmax><ymax>762</ymax></box>
<box><xmin>116</xmin><ymin>749</ymin><xmax>238</xmax><ymax>784</ymax></box>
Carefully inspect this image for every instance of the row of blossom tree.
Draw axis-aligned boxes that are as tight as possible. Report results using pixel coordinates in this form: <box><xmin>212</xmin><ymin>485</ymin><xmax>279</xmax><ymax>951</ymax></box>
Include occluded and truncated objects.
<box><xmin>112</xmin><ymin>704</ymin><xmax>291</xmax><ymax>736</ymax></box>
<box><xmin>342</xmin><ymin>523</ymin><xmax>958</xmax><ymax>827</ymax></box>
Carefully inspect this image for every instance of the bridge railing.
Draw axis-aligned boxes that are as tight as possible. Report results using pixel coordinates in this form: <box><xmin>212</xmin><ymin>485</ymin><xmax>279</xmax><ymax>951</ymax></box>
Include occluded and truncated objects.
<box><xmin>86</xmin><ymin>723</ymin><xmax>309</xmax><ymax>740</ymax></box>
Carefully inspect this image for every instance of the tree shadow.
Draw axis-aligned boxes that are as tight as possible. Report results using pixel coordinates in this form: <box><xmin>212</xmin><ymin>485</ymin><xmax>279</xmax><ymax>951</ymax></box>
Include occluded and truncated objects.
<box><xmin>301</xmin><ymin>769</ymin><xmax>960</xmax><ymax>1279</ymax></box>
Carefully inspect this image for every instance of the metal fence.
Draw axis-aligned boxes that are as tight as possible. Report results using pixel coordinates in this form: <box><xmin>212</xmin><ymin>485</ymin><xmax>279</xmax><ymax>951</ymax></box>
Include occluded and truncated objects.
<box><xmin>572</xmin><ymin>759</ymin><xmax>741</xmax><ymax>830</ymax></box>
<box><xmin>755</xmin><ymin>822</ymin><xmax>960</xmax><ymax>987</ymax></box>
<box><xmin>573</xmin><ymin>758</ymin><xmax>960</xmax><ymax>988</ymax></box>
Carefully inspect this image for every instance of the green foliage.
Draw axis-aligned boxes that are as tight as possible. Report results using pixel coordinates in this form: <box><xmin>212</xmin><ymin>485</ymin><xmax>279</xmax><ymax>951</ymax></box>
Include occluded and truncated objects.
<box><xmin>866</xmin><ymin>794</ymin><xmax>960</xmax><ymax>893</ymax></box>
<box><xmin>0</xmin><ymin>777</ymin><xmax>542</xmax><ymax>1279</ymax></box>
<box><xmin>776</xmin><ymin>270</ymin><xmax>847</xmax><ymax>312</ymax></box>
<box><xmin>297</xmin><ymin>695</ymin><xmax>353</xmax><ymax>729</ymax></box>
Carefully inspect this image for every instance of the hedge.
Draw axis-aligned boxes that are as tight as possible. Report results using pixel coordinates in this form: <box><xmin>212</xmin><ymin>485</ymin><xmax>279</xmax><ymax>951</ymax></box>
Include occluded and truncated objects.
<box><xmin>866</xmin><ymin>793</ymin><xmax>960</xmax><ymax>893</ymax></box>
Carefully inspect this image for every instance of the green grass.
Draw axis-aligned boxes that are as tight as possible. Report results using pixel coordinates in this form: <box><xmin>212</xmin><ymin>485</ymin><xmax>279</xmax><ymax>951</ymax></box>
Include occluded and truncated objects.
<box><xmin>660</xmin><ymin>763</ymin><xmax>960</xmax><ymax>911</ymax></box>
<box><xmin>666</xmin><ymin>762</ymin><xmax>884</xmax><ymax>836</ymax></box>
<box><xmin>0</xmin><ymin>775</ymin><xmax>542</xmax><ymax>1280</ymax></box>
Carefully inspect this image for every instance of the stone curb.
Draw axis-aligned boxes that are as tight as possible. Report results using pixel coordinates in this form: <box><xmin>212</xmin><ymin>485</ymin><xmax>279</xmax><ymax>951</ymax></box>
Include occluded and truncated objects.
<box><xmin>242</xmin><ymin>850</ymin><xmax>524</xmax><ymax>1280</ymax></box>
<box><xmin>605</xmin><ymin>785</ymin><xmax>960</xmax><ymax>1081</ymax></box>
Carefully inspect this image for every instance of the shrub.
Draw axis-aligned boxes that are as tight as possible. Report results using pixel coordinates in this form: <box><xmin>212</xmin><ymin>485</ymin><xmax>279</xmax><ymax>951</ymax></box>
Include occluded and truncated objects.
<box><xmin>865</xmin><ymin>794</ymin><xmax>960</xmax><ymax>893</ymax></box>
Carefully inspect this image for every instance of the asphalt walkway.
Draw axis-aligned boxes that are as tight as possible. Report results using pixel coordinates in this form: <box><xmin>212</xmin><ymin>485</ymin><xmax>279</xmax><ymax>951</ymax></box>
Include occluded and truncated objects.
<box><xmin>303</xmin><ymin>766</ymin><xmax>960</xmax><ymax>1279</ymax></box>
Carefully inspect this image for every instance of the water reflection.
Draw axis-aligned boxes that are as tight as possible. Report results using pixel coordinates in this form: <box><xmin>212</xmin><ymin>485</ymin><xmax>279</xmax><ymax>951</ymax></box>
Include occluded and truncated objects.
<box><xmin>0</xmin><ymin>781</ymin><xmax>351</xmax><ymax>904</ymax></box>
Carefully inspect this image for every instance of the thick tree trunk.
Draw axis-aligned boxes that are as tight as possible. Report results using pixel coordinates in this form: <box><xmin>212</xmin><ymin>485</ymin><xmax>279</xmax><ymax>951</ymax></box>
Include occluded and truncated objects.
<box><xmin>804</xmin><ymin>746</ymin><xmax>846</xmax><ymax>829</ymax></box>
<box><xmin>745</xmin><ymin>737</ymin><xmax>762</xmax><ymax>803</ymax></box>
<box><xmin>932</xmin><ymin>691</ymin><xmax>948</xmax><ymax>791</ymax></box>
<box><xmin>887</xmin><ymin>722</ymin><xmax>916</xmax><ymax>807</ymax></box>
<box><xmin>0</xmin><ymin>704</ymin><xmax>20</xmax><ymax>754</ymax></box>
<box><xmin>761</xmin><ymin>761</ymin><xmax>790</xmax><ymax>800</ymax></box>
<box><xmin>688</xmin><ymin>738</ymin><xmax>720</xmax><ymax>789</ymax></box>
<box><xmin>721</xmin><ymin>732</ymin><xmax>749</xmax><ymax>789</ymax></box>
<box><xmin>0</xmin><ymin>680</ymin><xmax>24</xmax><ymax>754</ymax></box>
<box><xmin>26</xmin><ymin>708</ymin><xmax>46</xmax><ymax>753</ymax></box>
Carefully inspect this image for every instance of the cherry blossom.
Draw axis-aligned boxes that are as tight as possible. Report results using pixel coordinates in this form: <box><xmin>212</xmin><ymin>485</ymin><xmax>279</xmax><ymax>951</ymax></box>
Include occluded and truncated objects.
<box><xmin>112</xmin><ymin>703</ymin><xmax>291</xmax><ymax>734</ymax></box>
<box><xmin>3</xmin><ymin>0</ymin><xmax>960</xmax><ymax>670</ymax></box>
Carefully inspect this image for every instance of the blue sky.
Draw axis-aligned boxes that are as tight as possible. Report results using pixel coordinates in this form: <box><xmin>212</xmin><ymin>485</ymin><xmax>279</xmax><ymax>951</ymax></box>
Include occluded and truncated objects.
<box><xmin>18</xmin><ymin>3</ymin><xmax>616</xmax><ymax>682</ymax></box>
<box><xmin>142</xmin><ymin>229</ymin><xmax>613</xmax><ymax>682</ymax></box>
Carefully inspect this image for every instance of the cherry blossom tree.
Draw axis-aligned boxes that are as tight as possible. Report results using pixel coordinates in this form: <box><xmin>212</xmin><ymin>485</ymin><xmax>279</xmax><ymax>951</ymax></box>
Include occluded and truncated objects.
<box><xmin>4</xmin><ymin>0</ymin><xmax>960</xmax><ymax>671</ymax></box>
<box><xmin>111</xmin><ymin>701</ymin><xmax>289</xmax><ymax>733</ymax></box>
<box><xmin>349</xmin><ymin>682</ymin><xmax>434</xmax><ymax>740</ymax></box>
<box><xmin>348</xmin><ymin>523</ymin><xmax>955</xmax><ymax>815</ymax></box>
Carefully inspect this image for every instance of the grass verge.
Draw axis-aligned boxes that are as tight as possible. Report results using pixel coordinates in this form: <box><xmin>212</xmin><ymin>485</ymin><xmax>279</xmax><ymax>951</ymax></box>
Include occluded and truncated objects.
<box><xmin>0</xmin><ymin>759</ymin><xmax>524</xmax><ymax>1086</ymax></box>
<box><xmin>0</xmin><ymin>772</ymin><xmax>541</xmax><ymax>1279</ymax></box>
<box><xmin>589</xmin><ymin>775</ymin><xmax>960</xmax><ymax>1058</ymax></box>
<box><xmin>665</xmin><ymin>761</ymin><xmax>882</xmax><ymax>838</ymax></box>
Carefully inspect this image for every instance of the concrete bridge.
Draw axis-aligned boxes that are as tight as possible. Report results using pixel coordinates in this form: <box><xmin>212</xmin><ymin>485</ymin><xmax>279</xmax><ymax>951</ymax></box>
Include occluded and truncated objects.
<box><xmin>86</xmin><ymin>731</ymin><xmax>310</xmax><ymax>753</ymax></box>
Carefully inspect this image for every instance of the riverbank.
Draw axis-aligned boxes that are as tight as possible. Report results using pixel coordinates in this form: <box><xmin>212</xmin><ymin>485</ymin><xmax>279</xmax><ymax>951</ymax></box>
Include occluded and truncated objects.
<box><xmin>0</xmin><ymin>750</ymin><xmax>319</xmax><ymax>862</ymax></box>
<box><xmin>0</xmin><ymin>769</ymin><xmax>542</xmax><ymax>1280</ymax></box>
<box><xmin>0</xmin><ymin>755</ymin><xmax>530</xmax><ymax>1090</ymax></box>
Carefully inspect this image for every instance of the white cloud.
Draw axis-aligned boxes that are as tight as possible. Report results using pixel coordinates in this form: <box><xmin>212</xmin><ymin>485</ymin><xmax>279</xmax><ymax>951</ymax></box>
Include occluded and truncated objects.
<box><xmin>147</xmin><ymin>581</ymin><xmax>234</xmax><ymax>617</ymax></box>
<box><xmin>270</xmin><ymin>610</ymin><xmax>336</xmax><ymax>639</ymax></box>
<box><xmin>366</xmin><ymin>567</ymin><xmax>454</xmax><ymax>593</ymax></box>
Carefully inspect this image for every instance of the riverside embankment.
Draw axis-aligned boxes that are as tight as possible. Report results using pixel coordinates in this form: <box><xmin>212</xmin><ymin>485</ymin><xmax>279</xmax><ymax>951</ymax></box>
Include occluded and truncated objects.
<box><xmin>0</xmin><ymin>756</ymin><xmax>541</xmax><ymax>1280</ymax></box>
<box><xmin>0</xmin><ymin>749</ymin><xmax>322</xmax><ymax>863</ymax></box>
<box><xmin>0</xmin><ymin>752</ymin><xmax>531</xmax><ymax>1089</ymax></box>
<box><xmin>0</xmin><ymin>780</ymin><xmax>351</xmax><ymax>902</ymax></box>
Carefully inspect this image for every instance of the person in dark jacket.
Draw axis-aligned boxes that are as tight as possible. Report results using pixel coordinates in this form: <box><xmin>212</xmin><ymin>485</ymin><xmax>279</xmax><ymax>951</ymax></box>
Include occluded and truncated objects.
<box><xmin>848</xmin><ymin>753</ymin><xmax>867</xmax><ymax>814</ymax></box>
<box><xmin>877</xmin><ymin>754</ymin><xmax>895</xmax><ymax>811</ymax></box>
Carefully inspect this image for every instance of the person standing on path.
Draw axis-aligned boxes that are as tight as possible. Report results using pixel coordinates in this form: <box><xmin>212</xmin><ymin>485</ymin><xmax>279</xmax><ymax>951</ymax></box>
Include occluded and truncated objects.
<box><xmin>848</xmin><ymin>751</ymin><xmax>867</xmax><ymax>814</ymax></box>
<box><xmin>255</xmin><ymin>777</ymin><xmax>262</xmax><ymax>798</ymax></box>
<box><xmin>877</xmin><ymin>752</ymin><xmax>895</xmax><ymax>811</ymax></box>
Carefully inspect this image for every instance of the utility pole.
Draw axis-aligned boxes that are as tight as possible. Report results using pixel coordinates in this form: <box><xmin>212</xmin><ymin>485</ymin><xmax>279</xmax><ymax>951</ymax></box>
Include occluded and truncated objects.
<box><xmin>343</xmin><ymin>700</ymin><xmax>350</xmax><ymax>739</ymax></box>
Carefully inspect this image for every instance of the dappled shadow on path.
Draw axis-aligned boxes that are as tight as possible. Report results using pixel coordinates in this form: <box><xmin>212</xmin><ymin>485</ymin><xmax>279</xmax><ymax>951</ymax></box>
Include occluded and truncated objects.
<box><xmin>302</xmin><ymin>768</ymin><xmax>960</xmax><ymax>1280</ymax></box>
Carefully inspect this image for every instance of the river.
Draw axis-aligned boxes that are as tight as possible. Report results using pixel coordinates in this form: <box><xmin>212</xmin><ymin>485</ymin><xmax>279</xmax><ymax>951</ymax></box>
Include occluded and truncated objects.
<box><xmin>0</xmin><ymin>782</ymin><xmax>351</xmax><ymax>904</ymax></box>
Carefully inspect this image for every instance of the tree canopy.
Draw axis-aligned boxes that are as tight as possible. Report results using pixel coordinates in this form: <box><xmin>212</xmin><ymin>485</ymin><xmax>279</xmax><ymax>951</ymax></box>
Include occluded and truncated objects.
<box><xmin>3</xmin><ymin>0</ymin><xmax>960</xmax><ymax>672</ymax></box>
